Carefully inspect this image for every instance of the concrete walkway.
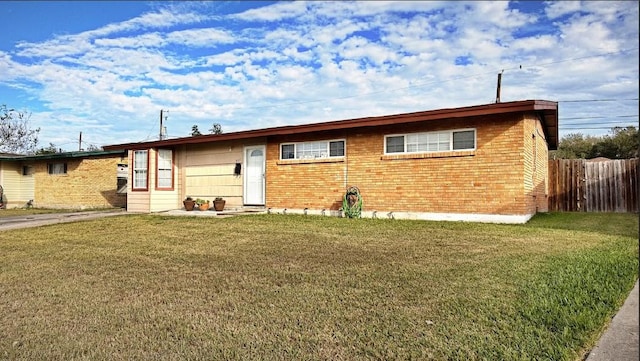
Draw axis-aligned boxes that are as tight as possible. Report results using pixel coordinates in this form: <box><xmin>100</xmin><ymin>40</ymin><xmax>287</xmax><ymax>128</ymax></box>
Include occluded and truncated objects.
<box><xmin>586</xmin><ymin>281</ymin><xmax>639</xmax><ymax>361</ymax></box>
<box><xmin>160</xmin><ymin>207</ymin><xmax>266</xmax><ymax>218</ymax></box>
<box><xmin>0</xmin><ymin>209</ymin><xmax>127</xmax><ymax>231</ymax></box>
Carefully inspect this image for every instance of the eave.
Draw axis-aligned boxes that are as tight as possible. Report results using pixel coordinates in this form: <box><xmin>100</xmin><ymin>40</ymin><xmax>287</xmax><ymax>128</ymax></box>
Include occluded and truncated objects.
<box><xmin>103</xmin><ymin>99</ymin><xmax>558</xmax><ymax>151</ymax></box>
<box><xmin>0</xmin><ymin>150</ymin><xmax>127</xmax><ymax>162</ymax></box>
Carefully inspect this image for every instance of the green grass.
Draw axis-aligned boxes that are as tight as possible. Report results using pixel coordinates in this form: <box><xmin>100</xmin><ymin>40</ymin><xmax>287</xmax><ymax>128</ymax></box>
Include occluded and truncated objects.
<box><xmin>0</xmin><ymin>212</ymin><xmax>637</xmax><ymax>360</ymax></box>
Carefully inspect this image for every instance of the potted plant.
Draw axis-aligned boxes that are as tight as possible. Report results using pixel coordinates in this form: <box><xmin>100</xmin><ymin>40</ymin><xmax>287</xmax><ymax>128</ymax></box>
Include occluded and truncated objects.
<box><xmin>196</xmin><ymin>198</ymin><xmax>210</xmax><ymax>211</ymax></box>
<box><xmin>183</xmin><ymin>197</ymin><xmax>195</xmax><ymax>211</ymax></box>
<box><xmin>213</xmin><ymin>197</ymin><xmax>226</xmax><ymax>211</ymax></box>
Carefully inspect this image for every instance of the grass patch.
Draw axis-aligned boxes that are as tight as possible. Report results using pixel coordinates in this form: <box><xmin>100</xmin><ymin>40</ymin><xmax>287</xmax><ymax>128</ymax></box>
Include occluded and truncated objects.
<box><xmin>0</xmin><ymin>213</ymin><xmax>637</xmax><ymax>360</ymax></box>
<box><xmin>526</xmin><ymin>211</ymin><xmax>639</xmax><ymax>238</ymax></box>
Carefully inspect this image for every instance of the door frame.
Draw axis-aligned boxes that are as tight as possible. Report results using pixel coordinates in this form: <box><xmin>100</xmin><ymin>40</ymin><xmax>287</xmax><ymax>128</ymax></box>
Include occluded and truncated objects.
<box><xmin>243</xmin><ymin>145</ymin><xmax>266</xmax><ymax>205</ymax></box>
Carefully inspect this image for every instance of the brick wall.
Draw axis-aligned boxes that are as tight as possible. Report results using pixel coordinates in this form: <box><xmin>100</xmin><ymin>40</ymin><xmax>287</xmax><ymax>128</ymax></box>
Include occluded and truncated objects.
<box><xmin>267</xmin><ymin>131</ymin><xmax>347</xmax><ymax>210</ymax></box>
<box><xmin>523</xmin><ymin>115</ymin><xmax>550</xmax><ymax>212</ymax></box>
<box><xmin>266</xmin><ymin>113</ymin><xmax>545</xmax><ymax>216</ymax></box>
<box><xmin>34</xmin><ymin>156</ymin><xmax>126</xmax><ymax>209</ymax></box>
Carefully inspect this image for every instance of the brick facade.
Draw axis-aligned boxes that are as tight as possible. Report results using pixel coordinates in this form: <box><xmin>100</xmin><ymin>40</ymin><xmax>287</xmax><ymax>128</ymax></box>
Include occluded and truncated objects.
<box><xmin>105</xmin><ymin>100</ymin><xmax>557</xmax><ymax>222</ymax></box>
<box><xmin>266</xmin><ymin>113</ymin><xmax>548</xmax><ymax>217</ymax></box>
<box><xmin>33</xmin><ymin>155</ymin><xmax>126</xmax><ymax>209</ymax></box>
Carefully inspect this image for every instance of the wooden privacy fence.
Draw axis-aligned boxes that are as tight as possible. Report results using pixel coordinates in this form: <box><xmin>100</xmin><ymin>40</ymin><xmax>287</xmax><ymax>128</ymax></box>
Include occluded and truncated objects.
<box><xmin>548</xmin><ymin>158</ymin><xmax>639</xmax><ymax>212</ymax></box>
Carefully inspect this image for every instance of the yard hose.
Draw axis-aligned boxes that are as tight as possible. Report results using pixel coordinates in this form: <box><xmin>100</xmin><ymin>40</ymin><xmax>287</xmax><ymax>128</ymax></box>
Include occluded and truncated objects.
<box><xmin>342</xmin><ymin>186</ymin><xmax>363</xmax><ymax>218</ymax></box>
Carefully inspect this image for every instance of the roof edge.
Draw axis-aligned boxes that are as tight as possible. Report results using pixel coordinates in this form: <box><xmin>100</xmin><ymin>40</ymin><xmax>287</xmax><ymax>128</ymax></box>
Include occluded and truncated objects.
<box><xmin>0</xmin><ymin>149</ymin><xmax>127</xmax><ymax>161</ymax></box>
<box><xmin>104</xmin><ymin>99</ymin><xmax>558</xmax><ymax>151</ymax></box>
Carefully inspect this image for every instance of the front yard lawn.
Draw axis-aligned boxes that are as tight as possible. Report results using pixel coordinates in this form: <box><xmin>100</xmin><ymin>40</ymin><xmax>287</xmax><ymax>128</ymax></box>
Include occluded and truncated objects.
<box><xmin>0</xmin><ymin>212</ymin><xmax>637</xmax><ymax>360</ymax></box>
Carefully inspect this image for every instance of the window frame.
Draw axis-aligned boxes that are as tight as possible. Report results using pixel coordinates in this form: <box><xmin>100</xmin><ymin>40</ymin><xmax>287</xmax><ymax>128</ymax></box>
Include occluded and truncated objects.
<box><xmin>384</xmin><ymin>128</ymin><xmax>476</xmax><ymax>155</ymax></box>
<box><xmin>22</xmin><ymin>165</ymin><xmax>34</xmax><ymax>176</ymax></box>
<box><xmin>132</xmin><ymin>150</ymin><xmax>149</xmax><ymax>191</ymax></box>
<box><xmin>279</xmin><ymin>139</ymin><xmax>346</xmax><ymax>160</ymax></box>
<box><xmin>47</xmin><ymin>162</ymin><xmax>67</xmax><ymax>175</ymax></box>
<box><xmin>155</xmin><ymin>149</ymin><xmax>174</xmax><ymax>190</ymax></box>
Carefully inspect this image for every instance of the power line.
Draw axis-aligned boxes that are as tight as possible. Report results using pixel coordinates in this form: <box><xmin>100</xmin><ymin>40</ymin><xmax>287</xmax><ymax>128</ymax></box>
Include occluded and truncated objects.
<box><xmin>560</xmin><ymin>98</ymin><xmax>639</xmax><ymax>103</ymax></box>
<box><xmin>561</xmin><ymin>126</ymin><xmax>637</xmax><ymax>130</ymax></box>
<box><xmin>561</xmin><ymin>114</ymin><xmax>638</xmax><ymax>121</ymax></box>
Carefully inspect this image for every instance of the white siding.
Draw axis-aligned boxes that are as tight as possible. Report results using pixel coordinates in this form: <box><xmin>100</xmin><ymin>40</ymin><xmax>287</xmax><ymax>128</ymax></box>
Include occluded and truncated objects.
<box><xmin>181</xmin><ymin>142</ymin><xmax>247</xmax><ymax>208</ymax></box>
<box><xmin>0</xmin><ymin>162</ymin><xmax>34</xmax><ymax>207</ymax></box>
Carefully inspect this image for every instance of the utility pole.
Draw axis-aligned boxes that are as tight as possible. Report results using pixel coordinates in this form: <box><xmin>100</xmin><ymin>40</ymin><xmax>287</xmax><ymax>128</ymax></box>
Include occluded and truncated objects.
<box><xmin>159</xmin><ymin>109</ymin><xmax>168</xmax><ymax>140</ymax></box>
<box><xmin>159</xmin><ymin>110</ymin><xmax>164</xmax><ymax>140</ymax></box>
<box><xmin>495</xmin><ymin>70</ymin><xmax>503</xmax><ymax>103</ymax></box>
<box><xmin>79</xmin><ymin>131</ymin><xmax>82</xmax><ymax>151</ymax></box>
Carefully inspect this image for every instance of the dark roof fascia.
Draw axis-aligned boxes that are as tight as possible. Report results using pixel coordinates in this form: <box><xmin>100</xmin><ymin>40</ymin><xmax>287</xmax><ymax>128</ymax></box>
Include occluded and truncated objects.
<box><xmin>0</xmin><ymin>149</ymin><xmax>127</xmax><ymax>162</ymax></box>
<box><xmin>0</xmin><ymin>152</ymin><xmax>22</xmax><ymax>158</ymax></box>
<box><xmin>103</xmin><ymin>99</ymin><xmax>558</xmax><ymax>151</ymax></box>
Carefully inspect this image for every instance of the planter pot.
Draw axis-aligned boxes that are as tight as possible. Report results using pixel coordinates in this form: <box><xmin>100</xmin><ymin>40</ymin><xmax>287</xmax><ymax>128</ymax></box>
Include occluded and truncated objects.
<box><xmin>183</xmin><ymin>200</ymin><xmax>195</xmax><ymax>211</ymax></box>
<box><xmin>213</xmin><ymin>200</ymin><xmax>226</xmax><ymax>211</ymax></box>
<box><xmin>198</xmin><ymin>203</ymin><xmax>210</xmax><ymax>211</ymax></box>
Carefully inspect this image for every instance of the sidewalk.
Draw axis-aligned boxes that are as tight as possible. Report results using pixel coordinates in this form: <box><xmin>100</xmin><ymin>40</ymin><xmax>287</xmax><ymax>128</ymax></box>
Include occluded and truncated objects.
<box><xmin>586</xmin><ymin>280</ymin><xmax>639</xmax><ymax>361</ymax></box>
<box><xmin>0</xmin><ymin>209</ymin><xmax>126</xmax><ymax>230</ymax></box>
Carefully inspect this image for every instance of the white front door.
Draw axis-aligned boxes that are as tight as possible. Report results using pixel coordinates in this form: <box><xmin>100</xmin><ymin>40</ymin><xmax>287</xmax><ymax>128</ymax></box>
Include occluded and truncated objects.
<box><xmin>244</xmin><ymin>145</ymin><xmax>265</xmax><ymax>205</ymax></box>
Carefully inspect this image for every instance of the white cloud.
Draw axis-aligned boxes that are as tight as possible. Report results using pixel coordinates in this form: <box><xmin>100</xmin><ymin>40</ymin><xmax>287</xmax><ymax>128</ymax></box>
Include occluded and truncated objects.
<box><xmin>15</xmin><ymin>35</ymin><xmax>94</xmax><ymax>58</ymax></box>
<box><xmin>88</xmin><ymin>8</ymin><xmax>210</xmax><ymax>37</ymax></box>
<box><xmin>544</xmin><ymin>1</ymin><xmax>583</xmax><ymax>20</ymax></box>
<box><xmin>165</xmin><ymin>28</ymin><xmax>235</xmax><ymax>47</ymax></box>
<box><xmin>94</xmin><ymin>33</ymin><xmax>166</xmax><ymax>48</ymax></box>
<box><xmin>0</xmin><ymin>1</ymin><xmax>637</xmax><ymax>149</ymax></box>
<box><xmin>231</xmin><ymin>1</ymin><xmax>309</xmax><ymax>22</ymax></box>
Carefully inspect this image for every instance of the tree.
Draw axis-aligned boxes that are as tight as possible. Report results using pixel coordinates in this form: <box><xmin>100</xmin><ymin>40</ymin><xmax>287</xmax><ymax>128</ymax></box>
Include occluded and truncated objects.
<box><xmin>209</xmin><ymin>123</ymin><xmax>222</xmax><ymax>134</ymax></box>
<box><xmin>191</xmin><ymin>125</ymin><xmax>202</xmax><ymax>136</ymax></box>
<box><xmin>35</xmin><ymin>142</ymin><xmax>59</xmax><ymax>155</ymax></box>
<box><xmin>0</xmin><ymin>105</ymin><xmax>40</xmax><ymax>154</ymax></box>
<box><xmin>609</xmin><ymin>126</ymin><xmax>639</xmax><ymax>158</ymax></box>
<box><xmin>551</xmin><ymin>133</ymin><xmax>599</xmax><ymax>159</ymax></box>
<box><xmin>589</xmin><ymin>126</ymin><xmax>639</xmax><ymax>159</ymax></box>
<box><xmin>551</xmin><ymin>126</ymin><xmax>639</xmax><ymax>159</ymax></box>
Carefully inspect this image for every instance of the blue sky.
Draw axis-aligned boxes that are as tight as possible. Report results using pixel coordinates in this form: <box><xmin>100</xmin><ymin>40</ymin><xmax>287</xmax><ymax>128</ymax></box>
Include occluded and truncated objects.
<box><xmin>0</xmin><ymin>1</ymin><xmax>638</xmax><ymax>152</ymax></box>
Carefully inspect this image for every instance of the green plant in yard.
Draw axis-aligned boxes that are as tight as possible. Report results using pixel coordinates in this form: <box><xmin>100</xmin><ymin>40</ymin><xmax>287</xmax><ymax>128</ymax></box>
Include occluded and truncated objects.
<box><xmin>0</xmin><ymin>212</ymin><xmax>636</xmax><ymax>360</ymax></box>
<box><xmin>342</xmin><ymin>185</ymin><xmax>362</xmax><ymax>218</ymax></box>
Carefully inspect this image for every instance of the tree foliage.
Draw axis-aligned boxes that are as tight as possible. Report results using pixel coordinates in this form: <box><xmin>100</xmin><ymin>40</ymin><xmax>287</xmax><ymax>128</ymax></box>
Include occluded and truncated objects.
<box><xmin>35</xmin><ymin>142</ymin><xmax>59</xmax><ymax>155</ymax></box>
<box><xmin>191</xmin><ymin>125</ymin><xmax>202</xmax><ymax>136</ymax></box>
<box><xmin>0</xmin><ymin>105</ymin><xmax>40</xmax><ymax>154</ymax></box>
<box><xmin>85</xmin><ymin>144</ymin><xmax>102</xmax><ymax>151</ymax></box>
<box><xmin>551</xmin><ymin>126</ymin><xmax>639</xmax><ymax>159</ymax></box>
<box><xmin>209</xmin><ymin>123</ymin><xmax>222</xmax><ymax>134</ymax></box>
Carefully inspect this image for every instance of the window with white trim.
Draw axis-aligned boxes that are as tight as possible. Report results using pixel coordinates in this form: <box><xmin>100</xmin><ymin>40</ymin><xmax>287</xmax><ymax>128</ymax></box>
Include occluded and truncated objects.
<box><xmin>133</xmin><ymin>150</ymin><xmax>148</xmax><ymax>190</ymax></box>
<box><xmin>385</xmin><ymin>129</ymin><xmax>476</xmax><ymax>154</ymax></box>
<box><xmin>280</xmin><ymin>140</ymin><xmax>345</xmax><ymax>160</ymax></box>
<box><xmin>156</xmin><ymin>149</ymin><xmax>173</xmax><ymax>189</ymax></box>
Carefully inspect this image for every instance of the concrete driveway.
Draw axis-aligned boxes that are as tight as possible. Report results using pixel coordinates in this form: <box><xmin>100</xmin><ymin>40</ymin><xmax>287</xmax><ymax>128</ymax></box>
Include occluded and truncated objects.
<box><xmin>0</xmin><ymin>209</ymin><xmax>127</xmax><ymax>231</ymax></box>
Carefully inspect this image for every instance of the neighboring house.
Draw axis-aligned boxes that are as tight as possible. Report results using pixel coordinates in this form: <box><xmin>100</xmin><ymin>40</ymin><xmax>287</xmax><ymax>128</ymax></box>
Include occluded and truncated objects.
<box><xmin>104</xmin><ymin>99</ymin><xmax>558</xmax><ymax>223</ymax></box>
<box><xmin>0</xmin><ymin>150</ymin><xmax>128</xmax><ymax>209</ymax></box>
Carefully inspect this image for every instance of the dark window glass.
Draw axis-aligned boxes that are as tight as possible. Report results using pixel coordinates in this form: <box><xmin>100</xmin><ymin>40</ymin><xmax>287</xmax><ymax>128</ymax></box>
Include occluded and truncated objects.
<box><xmin>329</xmin><ymin>141</ymin><xmax>345</xmax><ymax>157</ymax></box>
<box><xmin>48</xmin><ymin>163</ymin><xmax>67</xmax><ymax>175</ymax></box>
<box><xmin>281</xmin><ymin>144</ymin><xmax>295</xmax><ymax>159</ymax></box>
<box><xmin>386</xmin><ymin>136</ymin><xmax>405</xmax><ymax>153</ymax></box>
<box><xmin>453</xmin><ymin>130</ymin><xmax>475</xmax><ymax>150</ymax></box>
